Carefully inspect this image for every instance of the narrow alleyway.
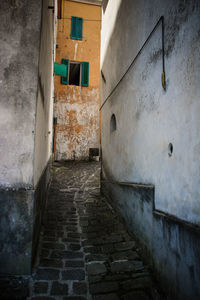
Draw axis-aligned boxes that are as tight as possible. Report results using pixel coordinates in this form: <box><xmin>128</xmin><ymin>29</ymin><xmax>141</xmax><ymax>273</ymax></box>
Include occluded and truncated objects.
<box><xmin>28</xmin><ymin>161</ymin><xmax>161</xmax><ymax>300</ymax></box>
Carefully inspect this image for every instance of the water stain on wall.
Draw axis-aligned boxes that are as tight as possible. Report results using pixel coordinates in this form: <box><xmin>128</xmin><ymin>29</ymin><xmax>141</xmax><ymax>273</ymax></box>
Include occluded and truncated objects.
<box><xmin>54</xmin><ymin>86</ymin><xmax>99</xmax><ymax>160</ymax></box>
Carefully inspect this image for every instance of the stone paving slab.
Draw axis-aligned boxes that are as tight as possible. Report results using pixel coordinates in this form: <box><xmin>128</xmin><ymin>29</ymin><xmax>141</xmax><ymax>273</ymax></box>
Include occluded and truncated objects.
<box><xmin>0</xmin><ymin>162</ymin><xmax>164</xmax><ymax>300</ymax></box>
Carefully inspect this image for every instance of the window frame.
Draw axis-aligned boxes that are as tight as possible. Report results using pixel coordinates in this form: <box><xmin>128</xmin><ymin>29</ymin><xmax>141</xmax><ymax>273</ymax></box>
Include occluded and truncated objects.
<box><xmin>61</xmin><ymin>59</ymin><xmax>89</xmax><ymax>87</ymax></box>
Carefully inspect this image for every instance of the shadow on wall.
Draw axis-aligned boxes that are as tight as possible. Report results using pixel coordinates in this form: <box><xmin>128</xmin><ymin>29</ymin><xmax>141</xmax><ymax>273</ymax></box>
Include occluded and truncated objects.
<box><xmin>102</xmin><ymin>0</ymin><xmax>109</xmax><ymax>12</ymax></box>
<box><xmin>101</xmin><ymin>167</ymin><xmax>200</xmax><ymax>300</ymax></box>
<box><xmin>100</xmin><ymin>0</ymin><xmax>200</xmax><ymax>299</ymax></box>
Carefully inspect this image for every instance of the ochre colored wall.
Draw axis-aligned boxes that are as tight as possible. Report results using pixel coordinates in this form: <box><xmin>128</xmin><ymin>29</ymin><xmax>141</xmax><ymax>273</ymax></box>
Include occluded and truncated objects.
<box><xmin>54</xmin><ymin>0</ymin><xmax>101</xmax><ymax>160</ymax></box>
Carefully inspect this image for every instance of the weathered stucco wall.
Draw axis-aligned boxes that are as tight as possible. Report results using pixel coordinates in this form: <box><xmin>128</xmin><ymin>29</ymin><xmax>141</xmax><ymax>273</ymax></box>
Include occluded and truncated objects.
<box><xmin>101</xmin><ymin>0</ymin><xmax>200</xmax><ymax>298</ymax></box>
<box><xmin>54</xmin><ymin>0</ymin><xmax>101</xmax><ymax>160</ymax></box>
<box><xmin>0</xmin><ymin>0</ymin><xmax>56</xmax><ymax>274</ymax></box>
<box><xmin>0</xmin><ymin>0</ymin><xmax>42</xmax><ymax>275</ymax></box>
<box><xmin>101</xmin><ymin>0</ymin><xmax>200</xmax><ymax>225</ymax></box>
<box><xmin>0</xmin><ymin>0</ymin><xmax>41</xmax><ymax>188</ymax></box>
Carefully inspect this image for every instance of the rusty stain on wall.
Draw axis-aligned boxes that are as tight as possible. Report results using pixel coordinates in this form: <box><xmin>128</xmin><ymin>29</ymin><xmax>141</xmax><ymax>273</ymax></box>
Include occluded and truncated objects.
<box><xmin>54</xmin><ymin>0</ymin><xmax>101</xmax><ymax>160</ymax></box>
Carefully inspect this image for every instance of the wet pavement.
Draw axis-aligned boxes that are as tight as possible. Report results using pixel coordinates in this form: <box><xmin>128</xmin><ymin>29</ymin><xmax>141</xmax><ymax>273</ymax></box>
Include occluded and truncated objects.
<box><xmin>1</xmin><ymin>161</ymin><xmax>162</xmax><ymax>300</ymax></box>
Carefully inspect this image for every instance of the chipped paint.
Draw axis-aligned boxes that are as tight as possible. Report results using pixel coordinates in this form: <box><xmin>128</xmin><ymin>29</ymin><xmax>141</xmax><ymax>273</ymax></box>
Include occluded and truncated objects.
<box><xmin>54</xmin><ymin>86</ymin><xmax>99</xmax><ymax>160</ymax></box>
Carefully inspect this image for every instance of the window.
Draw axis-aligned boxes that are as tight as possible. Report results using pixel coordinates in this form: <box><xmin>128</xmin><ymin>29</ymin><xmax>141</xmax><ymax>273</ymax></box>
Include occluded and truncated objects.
<box><xmin>57</xmin><ymin>0</ymin><xmax>62</xmax><ymax>19</ymax></box>
<box><xmin>69</xmin><ymin>62</ymin><xmax>81</xmax><ymax>86</ymax></box>
<box><xmin>71</xmin><ymin>16</ymin><xmax>83</xmax><ymax>40</ymax></box>
<box><xmin>61</xmin><ymin>59</ymin><xmax>89</xmax><ymax>87</ymax></box>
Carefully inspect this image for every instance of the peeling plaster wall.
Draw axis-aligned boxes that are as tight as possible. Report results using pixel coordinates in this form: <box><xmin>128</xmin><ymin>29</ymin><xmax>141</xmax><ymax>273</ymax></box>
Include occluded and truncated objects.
<box><xmin>55</xmin><ymin>86</ymin><xmax>99</xmax><ymax>160</ymax></box>
<box><xmin>54</xmin><ymin>0</ymin><xmax>101</xmax><ymax>160</ymax></box>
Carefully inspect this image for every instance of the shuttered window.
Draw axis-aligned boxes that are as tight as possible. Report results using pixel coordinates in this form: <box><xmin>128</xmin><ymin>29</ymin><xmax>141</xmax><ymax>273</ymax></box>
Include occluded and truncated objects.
<box><xmin>61</xmin><ymin>59</ymin><xmax>69</xmax><ymax>85</ymax></box>
<box><xmin>60</xmin><ymin>60</ymin><xmax>89</xmax><ymax>87</ymax></box>
<box><xmin>82</xmin><ymin>62</ymin><xmax>89</xmax><ymax>87</ymax></box>
<box><xmin>71</xmin><ymin>16</ymin><xmax>83</xmax><ymax>40</ymax></box>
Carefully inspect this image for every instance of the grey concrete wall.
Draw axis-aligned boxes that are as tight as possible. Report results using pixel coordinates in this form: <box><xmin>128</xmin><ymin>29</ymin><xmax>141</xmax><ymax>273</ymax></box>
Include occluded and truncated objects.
<box><xmin>101</xmin><ymin>0</ymin><xmax>200</xmax><ymax>298</ymax></box>
<box><xmin>101</xmin><ymin>0</ymin><xmax>200</xmax><ymax>225</ymax></box>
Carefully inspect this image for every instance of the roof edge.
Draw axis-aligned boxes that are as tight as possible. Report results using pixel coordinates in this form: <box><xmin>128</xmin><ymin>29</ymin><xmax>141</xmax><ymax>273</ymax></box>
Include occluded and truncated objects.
<box><xmin>69</xmin><ymin>0</ymin><xmax>102</xmax><ymax>6</ymax></box>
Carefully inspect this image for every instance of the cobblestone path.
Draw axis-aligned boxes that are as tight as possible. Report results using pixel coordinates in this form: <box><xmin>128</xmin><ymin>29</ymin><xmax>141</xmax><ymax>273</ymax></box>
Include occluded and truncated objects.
<box><xmin>28</xmin><ymin>161</ymin><xmax>161</xmax><ymax>300</ymax></box>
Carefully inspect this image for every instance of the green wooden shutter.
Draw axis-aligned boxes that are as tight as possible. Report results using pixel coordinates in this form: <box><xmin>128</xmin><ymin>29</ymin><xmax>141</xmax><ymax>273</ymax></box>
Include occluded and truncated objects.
<box><xmin>61</xmin><ymin>59</ymin><xmax>69</xmax><ymax>85</ymax></box>
<box><xmin>71</xmin><ymin>17</ymin><xmax>76</xmax><ymax>39</ymax></box>
<box><xmin>77</xmin><ymin>17</ymin><xmax>83</xmax><ymax>40</ymax></box>
<box><xmin>71</xmin><ymin>16</ymin><xmax>83</xmax><ymax>40</ymax></box>
<box><xmin>82</xmin><ymin>62</ymin><xmax>89</xmax><ymax>87</ymax></box>
<box><xmin>54</xmin><ymin>62</ymin><xmax>68</xmax><ymax>77</ymax></box>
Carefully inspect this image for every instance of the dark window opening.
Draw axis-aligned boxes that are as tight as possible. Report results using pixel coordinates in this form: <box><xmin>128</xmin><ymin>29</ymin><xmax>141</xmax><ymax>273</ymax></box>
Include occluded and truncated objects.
<box><xmin>69</xmin><ymin>63</ymin><xmax>80</xmax><ymax>86</ymax></box>
<box><xmin>57</xmin><ymin>0</ymin><xmax>62</xmax><ymax>19</ymax></box>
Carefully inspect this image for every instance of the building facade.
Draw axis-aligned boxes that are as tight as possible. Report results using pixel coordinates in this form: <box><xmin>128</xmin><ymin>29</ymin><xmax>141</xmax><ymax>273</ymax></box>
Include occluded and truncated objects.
<box><xmin>54</xmin><ymin>0</ymin><xmax>101</xmax><ymax>161</ymax></box>
<box><xmin>101</xmin><ymin>0</ymin><xmax>200</xmax><ymax>299</ymax></box>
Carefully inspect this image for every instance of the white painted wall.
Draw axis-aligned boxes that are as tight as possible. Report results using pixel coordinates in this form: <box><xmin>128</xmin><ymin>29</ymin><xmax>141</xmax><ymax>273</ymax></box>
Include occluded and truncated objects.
<box><xmin>34</xmin><ymin>0</ymin><xmax>57</xmax><ymax>186</ymax></box>
<box><xmin>101</xmin><ymin>0</ymin><xmax>200</xmax><ymax>225</ymax></box>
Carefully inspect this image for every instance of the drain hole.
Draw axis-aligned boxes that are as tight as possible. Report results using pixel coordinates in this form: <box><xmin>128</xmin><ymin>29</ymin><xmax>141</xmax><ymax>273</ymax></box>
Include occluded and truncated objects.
<box><xmin>110</xmin><ymin>114</ymin><xmax>117</xmax><ymax>132</ymax></box>
<box><xmin>168</xmin><ymin>143</ymin><xmax>173</xmax><ymax>157</ymax></box>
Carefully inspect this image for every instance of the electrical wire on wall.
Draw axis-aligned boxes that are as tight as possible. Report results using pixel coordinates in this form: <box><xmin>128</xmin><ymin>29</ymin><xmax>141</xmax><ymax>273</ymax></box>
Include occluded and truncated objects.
<box><xmin>100</xmin><ymin>16</ymin><xmax>166</xmax><ymax>111</ymax></box>
<box><xmin>57</xmin><ymin>0</ymin><xmax>101</xmax><ymax>33</ymax></box>
<box><xmin>62</xmin><ymin>17</ymin><xmax>101</xmax><ymax>21</ymax></box>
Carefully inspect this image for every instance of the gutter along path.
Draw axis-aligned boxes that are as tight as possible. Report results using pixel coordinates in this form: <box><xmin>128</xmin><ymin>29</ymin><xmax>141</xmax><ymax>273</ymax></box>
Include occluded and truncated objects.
<box><xmin>28</xmin><ymin>161</ymin><xmax>161</xmax><ymax>300</ymax></box>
